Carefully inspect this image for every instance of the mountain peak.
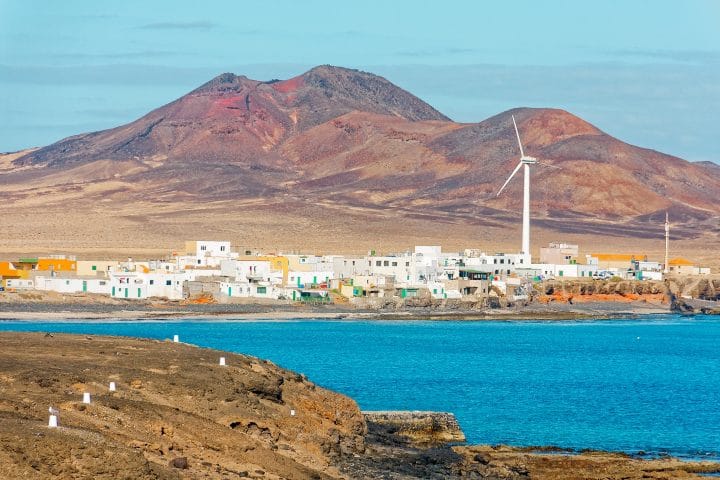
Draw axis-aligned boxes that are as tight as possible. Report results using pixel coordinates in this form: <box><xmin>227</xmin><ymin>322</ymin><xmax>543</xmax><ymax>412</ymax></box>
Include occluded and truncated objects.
<box><xmin>191</xmin><ymin>72</ymin><xmax>258</xmax><ymax>94</ymax></box>
<box><xmin>495</xmin><ymin>107</ymin><xmax>603</xmax><ymax>147</ymax></box>
<box><xmin>293</xmin><ymin>64</ymin><xmax>451</xmax><ymax>122</ymax></box>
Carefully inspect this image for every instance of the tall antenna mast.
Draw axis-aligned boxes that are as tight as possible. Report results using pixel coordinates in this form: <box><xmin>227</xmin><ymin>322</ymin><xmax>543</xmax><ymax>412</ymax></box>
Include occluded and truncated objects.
<box><xmin>664</xmin><ymin>212</ymin><xmax>670</xmax><ymax>275</ymax></box>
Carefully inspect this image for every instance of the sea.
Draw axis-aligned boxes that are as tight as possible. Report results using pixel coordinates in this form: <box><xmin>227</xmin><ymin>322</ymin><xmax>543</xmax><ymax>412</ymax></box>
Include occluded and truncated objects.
<box><xmin>1</xmin><ymin>314</ymin><xmax>719</xmax><ymax>460</ymax></box>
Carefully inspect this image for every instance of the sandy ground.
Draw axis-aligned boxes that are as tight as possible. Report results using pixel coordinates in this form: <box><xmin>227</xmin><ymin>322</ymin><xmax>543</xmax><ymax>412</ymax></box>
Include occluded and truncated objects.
<box><xmin>0</xmin><ymin>194</ymin><xmax>717</xmax><ymax>270</ymax></box>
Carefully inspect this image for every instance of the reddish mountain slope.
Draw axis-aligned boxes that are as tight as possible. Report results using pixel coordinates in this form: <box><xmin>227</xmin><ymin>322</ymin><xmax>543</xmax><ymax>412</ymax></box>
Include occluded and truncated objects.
<box><xmin>16</xmin><ymin>66</ymin><xmax>448</xmax><ymax>169</ymax></box>
<box><xmin>7</xmin><ymin>65</ymin><xmax>720</xmax><ymax>248</ymax></box>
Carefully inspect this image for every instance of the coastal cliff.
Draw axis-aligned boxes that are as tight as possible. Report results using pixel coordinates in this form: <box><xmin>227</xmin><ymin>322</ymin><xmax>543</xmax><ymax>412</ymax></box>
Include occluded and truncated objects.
<box><xmin>1</xmin><ymin>332</ymin><xmax>719</xmax><ymax>479</ymax></box>
<box><xmin>0</xmin><ymin>332</ymin><xmax>365</xmax><ymax>479</ymax></box>
<box><xmin>363</xmin><ymin>411</ymin><xmax>466</xmax><ymax>446</ymax></box>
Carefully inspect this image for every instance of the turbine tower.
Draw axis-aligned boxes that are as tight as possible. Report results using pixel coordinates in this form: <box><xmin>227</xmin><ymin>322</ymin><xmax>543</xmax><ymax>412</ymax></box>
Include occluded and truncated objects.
<box><xmin>664</xmin><ymin>212</ymin><xmax>670</xmax><ymax>275</ymax></box>
<box><xmin>497</xmin><ymin>115</ymin><xmax>537</xmax><ymax>257</ymax></box>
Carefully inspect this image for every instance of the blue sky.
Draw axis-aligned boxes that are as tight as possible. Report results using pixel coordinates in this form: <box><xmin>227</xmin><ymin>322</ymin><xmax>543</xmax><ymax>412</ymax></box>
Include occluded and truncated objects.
<box><xmin>1</xmin><ymin>0</ymin><xmax>719</xmax><ymax>162</ymax></box>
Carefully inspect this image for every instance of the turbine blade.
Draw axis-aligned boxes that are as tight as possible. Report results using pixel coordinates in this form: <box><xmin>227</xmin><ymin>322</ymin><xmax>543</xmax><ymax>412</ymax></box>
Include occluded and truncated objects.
<box><xmin>512</xmin><ymin>115</ymin><xmax>525</xmax><ymax>158</ymax></box>
<box><xmin>497</xmin><ymin>161</ymin><xmax>523</xmax><ymax>196</ymax></box>
<box><xmin>537</xmin><ymin>160</ymin><xmax>561</xmax><ymax>170</ymax></box>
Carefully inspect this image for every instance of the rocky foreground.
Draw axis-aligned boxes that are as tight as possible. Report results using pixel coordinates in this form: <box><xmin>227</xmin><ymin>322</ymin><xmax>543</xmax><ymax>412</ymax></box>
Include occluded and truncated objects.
<box><xmin>1</xmin><ymin>332</ymin><xmax>719</xmax><ymax>479</ymax></box>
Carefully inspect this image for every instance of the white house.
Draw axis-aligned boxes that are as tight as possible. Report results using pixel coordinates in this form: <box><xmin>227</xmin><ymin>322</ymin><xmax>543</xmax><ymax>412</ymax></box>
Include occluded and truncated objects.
<box><xmin>34</xmin><ymin>276</ymin><xmax>111</xmax><ymax>295</ymax></box>
<box><xmin>220</xmin><ymin>259</ymin><xmax>280</xmax><ymax>284</ymax></box>
<box><xmin>220</xmin><ymin>281</ymin><xmax>276</xmax><ymax>299</ymax></box>
<box><xmin>109</xmin><ymin>271</ymin><xmax>186</xmax><ymax>300</ymax></box>
<box><xmin>287</xmin><ymin>270</ymin><xmax>333</xmax><ymax>288</ymax></box>
<box><xmin>332</xmin><ymin>256</ymin><xmax>370</xmax><ymax>279</ymax></box>
<box><xmin>182</xmin><ymin>240</ymin><xmax>237</xmax><ymax>267</ymax></box>
<box><xmin>3</xmin><ymin>278</ymin><xmax>35</xmax><ymax>289</ymax></box>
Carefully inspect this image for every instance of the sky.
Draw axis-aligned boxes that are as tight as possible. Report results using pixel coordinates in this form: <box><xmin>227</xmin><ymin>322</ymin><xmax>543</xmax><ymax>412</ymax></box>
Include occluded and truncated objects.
<box><xmin>1</xmin><ymin>0</ymin><xmax>719</xmax><ymax>162</ymax></box>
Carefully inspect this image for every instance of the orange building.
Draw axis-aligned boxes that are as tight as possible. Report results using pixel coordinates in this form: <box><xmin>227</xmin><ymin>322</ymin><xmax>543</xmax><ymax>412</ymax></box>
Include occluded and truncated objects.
<box><xmin>38</xmin><ymin>258</ymin><xmax>77</xmax><ymax>272</ymax></box>
<box><xmin>588</xmin><ymin>253</ymin><xmax>648</xmax><ymax>270</ymax></box>
<box><xmin>13</xmin><ymin>257</ymin><xmax>77</xmax><ymax>273</ymax></box>
<box><xmin>0</xmin><ymin>261</ymin><xmax>27</xmax><ymax>279</ymax></box>
<box><xmin>668</xmin><ymin>258</ymin><xmax>696</xmax><ymax>275</ymax></box>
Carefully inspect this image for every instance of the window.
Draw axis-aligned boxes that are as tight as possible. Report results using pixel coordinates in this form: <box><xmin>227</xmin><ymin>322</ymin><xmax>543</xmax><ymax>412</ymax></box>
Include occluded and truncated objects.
<box><xmin>220</xmin><ymin>246</ymin><xmax>226</xmax><ymax>251</ymax></box>
<box><xmin>257</xmin><ymin>286</ymin><xmax>267</xmax><ymax>294</ymax></box>
<box><xmin>405</xmin><ymin>262</ymin><xmax>410</xmax><ymax>267</ymax></box>
<box><xmin>197</xmin><ymin>259</ymin><xmax>201</xmax><ymax>265</ymax></box>
<box><xmin>149</xmin><ymin>280</ymin><xmax>154</xmax><ymax>285</ymax></box>
<box><xmin>352</xmin><ymin>261</ymin><xmax>355</xmax><ymax>266</ymax></box>
<box><xmin>392</xmin><ymin>262</ymin><xmax>397</xmax><ymax>266</ymax></box>
<box><xmin>165</xmin><ymin>280</ymin><xmax>172</xmax><ymax>286</ymax></box>
<box><xmin>91</xmin><ymin>265</ymin><xmax>97</xmax><ymax>271</ymax></box>
<box><xmin>200</xmin><ymin>245</ymin><xmax>207</xmax><ymax>251</ymax></box>
<box><xmin>383</xmin><ymin>261</ymin><xmax>389</xmax><ymax>266</ymax></box>
<box><xmin>99</xmin><ymin>281</ymin><xmax>106</xmax><ymax>286</ymax></box>
<box><xmin>376</xmin><ymin>261</ymin><xmax>381</xmax><ymax>266</ymax></box>
<box><xmin>65</xmin><ymin>280</ymin><xmax>70</xmax><ymax>285</ymax></box>
<box><xmin>500</xmin><ymin>259</ymin><xmax>505</xmax><ymax>264</ymax></box>
<box><xmin>494</xmin><ymin>259</ymin><xmax>497</xmax><ymax>264</ymax></box>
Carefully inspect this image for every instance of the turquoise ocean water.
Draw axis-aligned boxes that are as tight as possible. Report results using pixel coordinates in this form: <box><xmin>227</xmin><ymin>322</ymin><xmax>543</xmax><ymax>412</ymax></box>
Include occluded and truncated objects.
<box><xmin>1</xmin><ymin>315</ymin><xmax>719</xmax><ymax>459</ymax></box>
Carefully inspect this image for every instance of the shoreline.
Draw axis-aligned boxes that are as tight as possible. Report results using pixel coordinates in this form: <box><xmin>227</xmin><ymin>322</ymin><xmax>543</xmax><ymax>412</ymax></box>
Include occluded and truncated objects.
<box><xmin>0</xmin><ymin>295</ymin><xmax>692</xmax><ymax>322</ymax></box>
<box><xmin>0</xmin><ymin>307</ymin><xmax>687</xmax><ymax>322</ymax></box>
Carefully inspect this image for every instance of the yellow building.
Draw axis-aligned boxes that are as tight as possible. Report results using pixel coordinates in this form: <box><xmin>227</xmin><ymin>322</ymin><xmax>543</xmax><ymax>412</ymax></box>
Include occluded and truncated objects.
<box><xmin>76</xmin><ymin>260</ymin><xmax>119</xmax><ymax>277</ymax></box>
<box><xmin>248</xmin><ymin>255</ymin><xmax>289</xmax><ymax>285</ymax></box>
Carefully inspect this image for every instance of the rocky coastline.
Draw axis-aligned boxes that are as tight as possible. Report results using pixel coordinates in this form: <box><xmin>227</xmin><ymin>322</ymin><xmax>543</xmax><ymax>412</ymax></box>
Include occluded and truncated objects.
<box><xmin>1</xmin><ymin>332</ymin><xmax>719</xmax><ymax>479</ymax></box>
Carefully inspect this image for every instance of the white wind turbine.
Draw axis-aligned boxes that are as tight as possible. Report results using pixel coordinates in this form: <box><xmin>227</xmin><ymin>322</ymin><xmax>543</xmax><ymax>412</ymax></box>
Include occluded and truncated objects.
<box><xmin>496</xmin><ymin>115</ymin><xmax>536</xmax><ymax>257</ymax></box>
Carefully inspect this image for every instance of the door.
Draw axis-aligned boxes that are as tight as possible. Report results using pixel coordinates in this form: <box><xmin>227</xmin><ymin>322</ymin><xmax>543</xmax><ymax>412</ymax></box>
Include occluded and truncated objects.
<box><xmin>82</xmin><ymin>281</ymin><xmax>87</xmax><ymax>292</ymax></box>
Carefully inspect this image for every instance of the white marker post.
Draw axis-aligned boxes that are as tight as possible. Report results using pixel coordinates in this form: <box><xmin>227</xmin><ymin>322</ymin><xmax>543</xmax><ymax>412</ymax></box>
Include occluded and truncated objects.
<box><xmin>290</xmin><ymin>409</ymin><xmax>296</xmax><ymax>416</ymax></box>
<box><xmin>173</xmin><ymin>335</ymin><xmax>179</xmax><ymax>343</ymax></box>
<box><xmin>48</xmin><ymin>406</ymin><xmax>59</xmax><ymax>428</ymax></box>
<box><xmin>219</xmin><ymin>356</ymin><xmax>226</xmax><ymax>366</ymax></box>
<box><xmin>82</xmin><ymin>392</ymin><xmax>91</xmax><ymax>404</ymax></box>
<box><xmin>109</xmin><ymin>381</ymin><xmax>116</xmax><ymax>392</ymax></box>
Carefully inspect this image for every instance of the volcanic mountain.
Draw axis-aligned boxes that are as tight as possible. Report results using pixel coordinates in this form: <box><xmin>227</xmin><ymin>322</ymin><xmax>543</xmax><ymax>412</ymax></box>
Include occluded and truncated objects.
<box><xmin>2</xmin><ymin>65</ymin><xmax>719</xmax><ymax>261</ymax></box>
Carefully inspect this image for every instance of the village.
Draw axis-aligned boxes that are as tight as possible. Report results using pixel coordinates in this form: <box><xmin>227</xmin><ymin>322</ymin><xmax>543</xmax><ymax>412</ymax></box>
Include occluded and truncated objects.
<box><xmin>0</xmin><ymin>239</ymin><xmax>712</xmax><ymax>306</ymax></box>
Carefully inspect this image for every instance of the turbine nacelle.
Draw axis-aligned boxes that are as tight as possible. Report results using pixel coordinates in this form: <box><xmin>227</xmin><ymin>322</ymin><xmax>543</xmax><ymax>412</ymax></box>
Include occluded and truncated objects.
<box><xmin>496</xmin><ymin>116</ymin><xmax>537</xmax><ymax>197</ymax></box>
